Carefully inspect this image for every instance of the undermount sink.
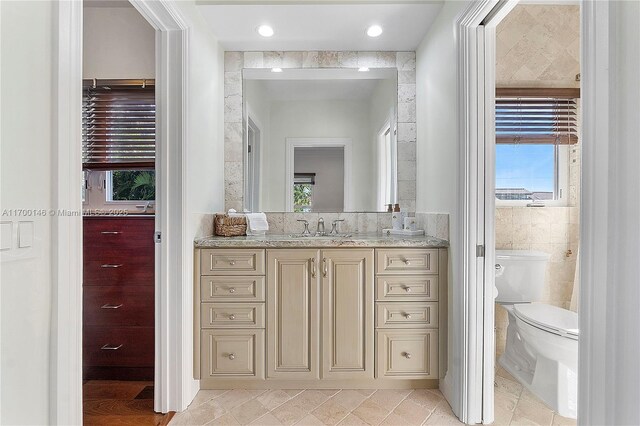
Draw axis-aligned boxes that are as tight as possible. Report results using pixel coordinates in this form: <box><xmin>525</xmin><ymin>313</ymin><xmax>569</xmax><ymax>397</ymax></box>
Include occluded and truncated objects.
<box><xmin>287</xmin><ymin>233</ymin><xmax>353</xmax><ymax>239</ymax></box>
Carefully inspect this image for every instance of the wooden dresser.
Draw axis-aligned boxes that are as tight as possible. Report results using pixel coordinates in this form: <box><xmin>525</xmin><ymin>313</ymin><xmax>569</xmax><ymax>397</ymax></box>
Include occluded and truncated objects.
<box><xmin>83</xmin><ymin>216</ymin><xmax>155</xmax><ymax>380</ymax></box>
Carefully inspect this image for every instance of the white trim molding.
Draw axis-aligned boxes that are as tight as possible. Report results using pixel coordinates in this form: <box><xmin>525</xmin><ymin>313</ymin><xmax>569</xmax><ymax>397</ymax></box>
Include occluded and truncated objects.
<box><xmin>51</xmin><ymin>1</ymin><xmax>84</xmax><ymax>424</ymax></box>
<box><xmin>285</xmin><ymin>138</ymin><xmax>353</xmax><ymax>212</ymax></box>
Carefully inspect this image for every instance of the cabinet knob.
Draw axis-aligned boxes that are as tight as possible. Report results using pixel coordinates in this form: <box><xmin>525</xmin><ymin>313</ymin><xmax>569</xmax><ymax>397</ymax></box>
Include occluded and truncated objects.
<box><xmin>402</xmin><ymin>352</ymin><xmax>412</xmax><ymax>359</ymax></box>
<box><xmin>229</xmin><ymin>260</ymin><xmax>236</xmax><ymax>266</ymax></box>
<box><xmin>404</xmin><ymin>286</ymin><xmax>412</xmax><ymax>293</ymax></box>
<box><xmin>229</xmin><ymin>314</ymin><xmax>236</xmax><ymax>320</ymax></box>
<box><xmin>404</xmin><ymin>259</ymin><xmax>411</xmax><ymax>265</ymax></box>
<box><xmin>404</xmin><ymin>313</ymin><xmax>412</xmax><ymax>319</ymax></box>
<box><xmin>228</xmin><ymin>353</ymin><xmax>236</xmax><ymax>360</ymax></box>
<box><xmin>228</xmin><ymin>287</ymin><xmax>236</xmax><ymax>294</ymax></box>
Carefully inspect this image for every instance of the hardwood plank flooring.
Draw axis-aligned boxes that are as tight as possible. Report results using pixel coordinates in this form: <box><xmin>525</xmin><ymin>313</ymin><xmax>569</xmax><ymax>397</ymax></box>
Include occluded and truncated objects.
<box><xmin>83</xmin><ymin>380</ymin><xmax>175</xmax><ymax>426</ymax></box>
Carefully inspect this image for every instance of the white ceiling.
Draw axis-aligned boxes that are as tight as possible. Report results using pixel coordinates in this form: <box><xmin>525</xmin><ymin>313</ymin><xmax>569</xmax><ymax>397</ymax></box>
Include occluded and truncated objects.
<box><xmin>196</xmin><ymin>2</ymin><xmax>444</xmax><ymax>51</ymax></box>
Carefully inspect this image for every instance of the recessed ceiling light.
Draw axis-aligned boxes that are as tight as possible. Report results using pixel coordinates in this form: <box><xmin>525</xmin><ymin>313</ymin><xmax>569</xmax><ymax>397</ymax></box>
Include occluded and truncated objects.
<box><xmin>358</xmin><ymin>67</ymin><xmax>370</xmax><ymax>72</ymax></box>
<box><xmin>257</xmin><ymin>25</ymin><xmax>274</xmax><ymax>37</ymax></box>
<box><xmin>271</xmin><ymin>67</ymin><xmax>283</xmax><ymax>73</ymax></box>
<box><xmin>366</xmin><ymin>25</ymin><xmax>383</xmax><ymax>38</ymax></box>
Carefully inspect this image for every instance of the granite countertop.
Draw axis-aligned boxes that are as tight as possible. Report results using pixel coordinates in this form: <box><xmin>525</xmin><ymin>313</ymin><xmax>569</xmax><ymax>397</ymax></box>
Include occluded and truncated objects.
<box><xmin>194</xmin><ymin>233</ymin><xmax>448</xmax><ymax>249</ymax></box>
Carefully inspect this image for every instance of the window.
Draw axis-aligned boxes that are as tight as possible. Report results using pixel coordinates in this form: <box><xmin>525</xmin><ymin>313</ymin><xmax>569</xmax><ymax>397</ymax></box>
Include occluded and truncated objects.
<box><xmin>107</xmin><ymin>170</ymin><xmax>156</xmax><ymax>202</ymax></box>
<box><xmin>293</xmin><ymin>173</ymin><xmax>315</xmax><ymax>212</ymax></box>
<box><xmin>495</xmin><ymin>90</ymin><xmax>578</xmax><ymax>204</ymax></box>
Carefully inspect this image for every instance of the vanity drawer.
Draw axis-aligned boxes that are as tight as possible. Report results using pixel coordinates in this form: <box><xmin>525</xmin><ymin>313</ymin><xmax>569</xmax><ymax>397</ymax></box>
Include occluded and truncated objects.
<box><xmin>376</xmin><ymin>275</ymin><xmax>439</xmax><ymax>301</ymax></box>
<box><xmin>201</xmin><ymin>329</ymin><xmax>265</xmax><ymax>379</ymax></box>
<box><xmin>375</xmin><ymin>302</ymin><xmax>438</xmax><ymax>328</ymax></box>
<box><xmin>83</xmin><ymin>217</ymin><xmax>154</xmax><ymax>250</ymax></box>
<box><xmin>201</xmin><ymin>276</ymin><xmax>265</xmax><ymax>302</ymax></box>
<box><xmin>201</xmin><ymin>303</ymin><xmax>265</xmax><ymax>328</ymax></box>
<box><xmin>376</xmin><ymin>330</ymin><xmax>438</xmax><ymax>379</ymax></box>
<box><xmin>84</xmin><ymin>286</ymin><xmax>154</xmax><ymax>327</ymax></box>
<box><xmin>376</xmin><ymin>249</ymin><xmax>438</xmax><ymax>275</ymax></box>
<box><xmin>83</xmin><ymin>325</ymin><xmax>154</xmax><ymax>367</ymax></box>
<box><xmin>201</xmin><ymin>249</ymin><xmax>265</xmax><ymax>276</ymax></box>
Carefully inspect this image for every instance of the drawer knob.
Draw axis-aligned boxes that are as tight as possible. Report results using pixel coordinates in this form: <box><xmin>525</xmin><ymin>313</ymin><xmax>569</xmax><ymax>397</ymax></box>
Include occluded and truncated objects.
<box><xmin>402</xmin><ymin>352</ymin><xmax>412</xmax><ymax>359</ymax></box>
<box><xmin>101</xmin><ymin>303</ymin><xmax>123</xmax><ymax>309</ymax></box>
<box><xmin>101</xmin><ymin>264</ymin><xmax>123</xmax><ymax>268</ymax></box>
<box><xmin>404</xmin><ymin>259</ymin><xmax>411</xmax><ymax>265</ymax></box>
<box><xmin>101</xmin><ymin>344</ymin><xmax>123</xmax><ymax>350</ymax></box>
<box><xmin>228</xmin><ymin>287</ymin><xmax>236</xmax><ymax>294</ymax></box>
<box><xmin>229</xmin><ymin>314</ymin><xmax>236</xmax><ymax>320</ymax></box>
<box><xmin>404</xmin><ymin>313</ymin><xmax>412</xmax><ymax>319</ymax></box>
<box><xmin>228</xmin><ymin>353</ymin><xmax>236</xmax><ymax>360</ymax></box>
<box><xmin>229</xmin><ymin>260</ymin><xmax>236</xmax><ymax>266</ymax></box>
<box><xmin>404</xmin><ymin>286</ymin><xmax>412</xmax><ymax>293</ymax></box>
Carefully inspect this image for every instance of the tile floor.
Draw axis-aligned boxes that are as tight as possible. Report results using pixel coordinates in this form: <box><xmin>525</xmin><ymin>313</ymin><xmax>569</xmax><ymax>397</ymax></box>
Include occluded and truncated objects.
<box><xmin>170</xmin><ymin>388</ymin><xmax>462</xmax><ymax>426</ymax></box>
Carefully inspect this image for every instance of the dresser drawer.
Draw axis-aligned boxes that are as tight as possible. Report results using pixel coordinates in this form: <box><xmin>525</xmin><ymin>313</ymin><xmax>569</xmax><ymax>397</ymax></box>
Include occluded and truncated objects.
<box><xmin>201</xmin><ymin>276</ymin><xmax>265</xmax><ymax>302</ymax></box>
<box><xmin>201</xmin><ymin>249</ymin><xmax>265</xmax><ymax>276</ymax></box>
<box><xmin>83</xmin><ymin>217</ymin><xmax>154</xmax><ymax>250</ymax></box>
<box><xmin>84</xmin><ymin>286</ymin><xmax>154</xmax><ymax>327</ymax></box>
<box><xmin>83</xmin><ymin>326</ymin><xmax>154</xmax><ymax>367</ymax></box>
<box><xmin>376</xmin><ymin>330</ymin><xmax>438</xmax><ymax>379</ymax></box>
<box><xmin>201</xmin><ymin>303</ymin><xmax>265</xmax><ymax>328</ymax></box>
<box><xmin>376</xmin><ymin>275</ymin><xmax>439</xmax><ymax>301</ymax></box>
<box><xmin>83</xmin><ymin>252</ymin><xmax>154</xmax><ymax>286</ymax></box>
<box><xmin>376</xmin><ymin>302</ymin><xmax>438</xmax><ymax>328</ymax></box>
<box><xmin>376</xmin><ymin>249</ymin><xmax>438</xmax><ymax>275</ymax></box>
<box><xmin>201</xmin><ymin>329</ymin><xmax>265</xmax><ymax>379</ymax></box>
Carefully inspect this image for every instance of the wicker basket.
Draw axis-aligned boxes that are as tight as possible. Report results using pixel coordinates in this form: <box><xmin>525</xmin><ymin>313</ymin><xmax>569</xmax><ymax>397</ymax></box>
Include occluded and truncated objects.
<box><xmin>214</xmin><ymin>214</ymin><xmax>247</xmax><ymax>237</ymax></box>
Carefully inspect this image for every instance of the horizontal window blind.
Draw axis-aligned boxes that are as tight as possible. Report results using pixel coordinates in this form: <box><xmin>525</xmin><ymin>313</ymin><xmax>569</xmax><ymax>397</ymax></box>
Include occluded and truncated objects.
<box><xmin>496</xmin><ymin>97</ymin><xmax>578</xmax><ymax>145</ymax></box>
<box><xmin>82</xmin><ymin>82</ymin><xmax>155</xmax><ymax>170</ymax></box>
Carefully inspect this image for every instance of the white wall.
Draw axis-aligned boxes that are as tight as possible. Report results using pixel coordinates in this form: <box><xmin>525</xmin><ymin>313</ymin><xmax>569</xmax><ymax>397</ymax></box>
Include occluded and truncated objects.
<box><xmin>294</xmin><ymin>147</ymin><xmax>345</xmax><ymax>212</ymax></box>
<box><xmin>83</xmin><ymin>5</ymin><xmax>155</xmax><ymax>79</ymax></box>
<box><xmin>264</xmin><ymin>99</ymin><xmax>375</xmax><ymax>211</ymax></box>
<box><xmin>415</xmin><ymin>0</ymin><xmax>472</xmax><ymax>417</ymax></box>
<box><xmin>0</xmin><ymin>1</ymin><xmax>55</xmax><ymax>424</ymax></box>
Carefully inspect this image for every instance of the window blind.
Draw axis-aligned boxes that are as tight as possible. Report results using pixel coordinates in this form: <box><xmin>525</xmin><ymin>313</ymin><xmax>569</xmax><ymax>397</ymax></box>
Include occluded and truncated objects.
<box><xmin>496</xmin><ymin>94</ymin><xmax>578</xmax><ymax>145</ymax></box>
<box><xmin>82</xmin><ymin>81</ymin><xmax>155</xmax><ymax>170</ymax></box>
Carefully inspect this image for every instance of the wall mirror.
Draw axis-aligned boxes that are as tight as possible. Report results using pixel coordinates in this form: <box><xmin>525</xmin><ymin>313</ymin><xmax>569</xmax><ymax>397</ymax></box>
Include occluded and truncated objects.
<box><xmin>243</xmin><ymin>68</ymin><xmax>398</xmax><ymax>213</ymax></box>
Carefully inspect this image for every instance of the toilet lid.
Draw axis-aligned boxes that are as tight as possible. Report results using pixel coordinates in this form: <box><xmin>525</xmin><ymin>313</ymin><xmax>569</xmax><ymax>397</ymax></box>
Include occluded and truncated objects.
<box><xmin>514</xmin><ymin>303</ymin><xmax>579</xmax><ymax>340</ymax></box>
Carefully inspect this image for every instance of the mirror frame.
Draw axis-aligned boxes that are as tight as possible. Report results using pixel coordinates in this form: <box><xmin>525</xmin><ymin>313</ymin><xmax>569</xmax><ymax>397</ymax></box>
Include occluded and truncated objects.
<box><xmin>223</xmin><ymin>51</ymin><xmax>417</xmax><ymax>213</ymax></box>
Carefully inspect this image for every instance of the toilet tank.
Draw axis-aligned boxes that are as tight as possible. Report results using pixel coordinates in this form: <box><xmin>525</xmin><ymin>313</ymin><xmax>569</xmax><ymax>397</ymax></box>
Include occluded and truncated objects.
<box><xmin>494</xmin><ymin>250</ymin><xmax>550</xmax><ymax>303</ymax></box>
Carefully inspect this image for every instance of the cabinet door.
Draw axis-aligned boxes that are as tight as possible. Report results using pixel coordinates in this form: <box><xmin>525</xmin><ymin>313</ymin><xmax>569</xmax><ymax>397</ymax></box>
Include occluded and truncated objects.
<box><xmin>267</xmin><ymin>249</ymin><xmax>320</xmax><ymax>379</ymax></box>
<box><xmin>321</xmin><ymin>249</ymin><xmax>374</xmax><ymax>379</ymax></box>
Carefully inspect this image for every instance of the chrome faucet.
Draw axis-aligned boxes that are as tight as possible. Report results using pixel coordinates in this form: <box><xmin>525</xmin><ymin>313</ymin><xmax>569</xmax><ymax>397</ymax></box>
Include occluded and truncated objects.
<box><xmin>329</xmin><ymin>219</ymin><xmax>345</xmax><ymax>235</ymax></box>
<box><xmin>316</xmin><ymin>217</ymin><xmax>325</xmax><ymax>236</ymax></box>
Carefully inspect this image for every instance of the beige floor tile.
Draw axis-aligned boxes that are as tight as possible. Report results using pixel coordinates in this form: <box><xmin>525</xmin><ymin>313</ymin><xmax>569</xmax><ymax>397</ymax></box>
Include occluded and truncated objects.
<box><xmin>495</xmin><ymin>376</ymin><xmax>523</xmax><ymax>398</ymax></box>
<box><xmin>271</xmin><ymin>399</ymin><xmax>313</xmax><ymax>426</ymax></box>
<box><xmin>511</xmin><ymin>398</ymin><xmax>554</xmax><ymax>426</ymax></box>
<box><xmin>295</xmin><ymin>413</ymin><xmax>326</xmax><ymax>426</ymax></box>
<box><xmin>494</xmin><ymin>389</ymin><xmax>518</xmax><ymax>425</ymax></box>
<box><xmin>352</xmin><ymin>398</ymin><xmax>390</xmax><ymax>425</ymax></box>
<box><xmin>216</xmin><ymin>390</ymin><xmax>260</xmax><ymax>410</ymax></box>
<box><xmin>191</xmin><ymin>390</ymin><xmax>230</xmax><ymax>408</ymax></box>
<box><xmin>250</xmin><ymin>412</ymin><xmax>284</xmax><ymax>425</ymax></box>
<box><xmin>337</xmin><ymin>413</ymin><xmax>370</xmax><ymax>426</ymax></box>
<box><xmin>231</xmin><ymin>399</ymin><xmax>269</xmax><ymax>425</ymax></box>
<box><xmin>332</xmin><ymin>390</ymin><xmax>369</xmax><ymax>411</ymax></box>
<box><xmin>258</xmin><ymin>390</ymin><xmax>295</xmax><ymax>411</ymax></box>
<box><xmin>294</xmin><ymin>390</ymin><xmax>333</xmax><ymax>408</ymax></box>
<box><xmin>183</xmin><ymin>398</ymin><xmax>229</xmax><ymax>425</ymax></box>
<box><xmin>353</xmin><ymin>389</ymin><xmax>376</xmax><ymax>397</ymax></box>
<box><xmin>207</xmin><ymin>413</ymin><xmax>241</xmax><ymax>425</ymax></box>
<box><xmin>405</xmin><ymin>389</ymin><xmax>442</xmax><ymax>411</ymax></box>
<box><xmin>551</xmin><ymin>414</ymin><xmax>577</xmax><ymax>425</ymax></box>
<box><xmin>378</xmin><ymin>412</ymin><xmax>407</xmax><ymax>426</ymax></box>
<box><xmin>424</xmin><ymin>400</ymin><xmax>464</xmax><ymax>425</ymax></box>
<box><xmin>367</xmin><ymin>390</ymin><xmax>410</xmax><ymax>411</ymax></box>
<box><xmin>391</xmin><ymin>398</ymin><xmax>432</xmax><ymax>425</ymax></box>
<box><xmin>283</xmin><ymin>390</ymin><xmax>305</xmax><ymax>398</ymax></box>
<box><xmin>311</xmin><ymin>398</ymin><xmax>351</xmax><ymax>425</ymax></box>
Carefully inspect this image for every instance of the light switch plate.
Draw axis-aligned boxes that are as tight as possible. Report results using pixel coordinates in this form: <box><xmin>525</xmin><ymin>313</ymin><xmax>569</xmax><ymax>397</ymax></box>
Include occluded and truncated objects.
<box><xmin>0</xmin><ymin>222</ymin><xmax>12</xmax><ymax>250</ymax></box>
<box><xmin>18</xmin><ymin>221</ymin><xmax>34</xmax><ymax>248</ymax></box>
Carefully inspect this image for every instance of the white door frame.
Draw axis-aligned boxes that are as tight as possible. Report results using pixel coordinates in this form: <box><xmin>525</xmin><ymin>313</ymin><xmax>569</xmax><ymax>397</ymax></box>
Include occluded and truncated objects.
<box><xmin>285</xmin><ymin>138</ymin><xmax>353</xmax><ymax>212</ymax></box>
<box><xmin>52</xmin><ymin>0</ymin><xmax>189</xmax><ymax>422</ymax></box>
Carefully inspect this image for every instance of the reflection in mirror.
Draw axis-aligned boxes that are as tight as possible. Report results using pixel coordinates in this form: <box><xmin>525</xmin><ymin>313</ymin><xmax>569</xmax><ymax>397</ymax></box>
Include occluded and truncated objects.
<box><xmin>243</xmin><ymin>68</ymin><xmax>398</xmax><ymax>212</ymax></box>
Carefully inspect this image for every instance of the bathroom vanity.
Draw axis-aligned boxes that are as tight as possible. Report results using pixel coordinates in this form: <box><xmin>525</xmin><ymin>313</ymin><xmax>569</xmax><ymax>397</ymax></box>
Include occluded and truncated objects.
<box><xmin>193</xmin><ymin>234</ymin><xmax>447</xmax><ymax>389</ymax></box>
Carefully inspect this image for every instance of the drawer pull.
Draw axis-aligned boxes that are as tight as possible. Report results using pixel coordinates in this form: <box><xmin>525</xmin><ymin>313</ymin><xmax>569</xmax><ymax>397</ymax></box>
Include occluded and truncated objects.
<box><xmin>101</xmin><ymin>344</ymin><xmax>123</xmax><ymax>350</ymax></box>
<box><xmin>322</xmin><ymin>258</ymin><xmax>328</xmax><ymax>277</ymax></box>
<box><xmin>403</xmin><ymin>286</ymin><xmax>412</xmax><ymax>293</ymax></box>
<box><xmin>228</xmin><ymin>314</ymin><xmax>236</xmax><ymax>320</ymax></box>
<box><xmin>404</xmin><ymin>313</ymin><xmax>412</xmax><ymax>319</ymax></box>
<box><xmin>228</xmin><ymin>353</ymin><xmax>236</xmax><ymax>360</ymax></box>
<box><xmin>100</xmin><ymin>231</ymin><xmax>122</xmax><ymax>235</ymax></box>
<box><xmin>402</xmin><ymin>351</ymin><xmax>412</xmax><ymax>359</ymax></box>
<box><xmin>404</xmin><ymin>259</ymin><xmax>411</xmax><ymax>265</ymax></box>
<box><xmin>229</xmin><ymin>260</ymin><xmax>236</xmax><ymax>266</ymax></box>
<box><xmin>101</xmin><ymin>264</ymin><xmax>123</xmax><ymax>268</ymax></box>
<box><xmin>311</xmin><ymin>257</ymin><xmax>317</xmax><ymax>278</ymax></box>
<box><xmin>101</xmin><ymin>303</ymin><xmax>123</xmax><ymax>309</ymax></box>
<box><xmin>228</xmin><ymin>287</ymin><xmax>236</xmax><ymax>294</ymax></box>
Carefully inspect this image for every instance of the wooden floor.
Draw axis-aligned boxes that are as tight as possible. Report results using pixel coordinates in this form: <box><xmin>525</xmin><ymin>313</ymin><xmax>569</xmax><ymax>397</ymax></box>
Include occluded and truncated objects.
<box><xmin>83</xmin><ymin>380</ymin><xmax>175</xmax><ymax>426</ymax></box>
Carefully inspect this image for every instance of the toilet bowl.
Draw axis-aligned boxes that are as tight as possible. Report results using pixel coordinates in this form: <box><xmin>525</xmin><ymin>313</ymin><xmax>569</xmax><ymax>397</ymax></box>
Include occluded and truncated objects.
<box><xmin>495</xmin><ymin>250</ymin><xmax>579</xmax><ymax>419</ymax></box>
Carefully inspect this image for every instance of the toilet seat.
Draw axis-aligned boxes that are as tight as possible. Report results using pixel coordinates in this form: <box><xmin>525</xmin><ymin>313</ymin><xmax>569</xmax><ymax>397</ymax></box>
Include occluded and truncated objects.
<box><xmin>513</xmin><ymin>303</ymin><xmax>579</xmax><ymax>340</ymax></box>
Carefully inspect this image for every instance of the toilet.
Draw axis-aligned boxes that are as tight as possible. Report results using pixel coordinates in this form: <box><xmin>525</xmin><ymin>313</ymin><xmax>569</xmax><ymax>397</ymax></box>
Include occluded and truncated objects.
<box><xmin>495</xmin><ymin>250</ymin><xmax>579</xmax><ymax>419</ymax></box>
